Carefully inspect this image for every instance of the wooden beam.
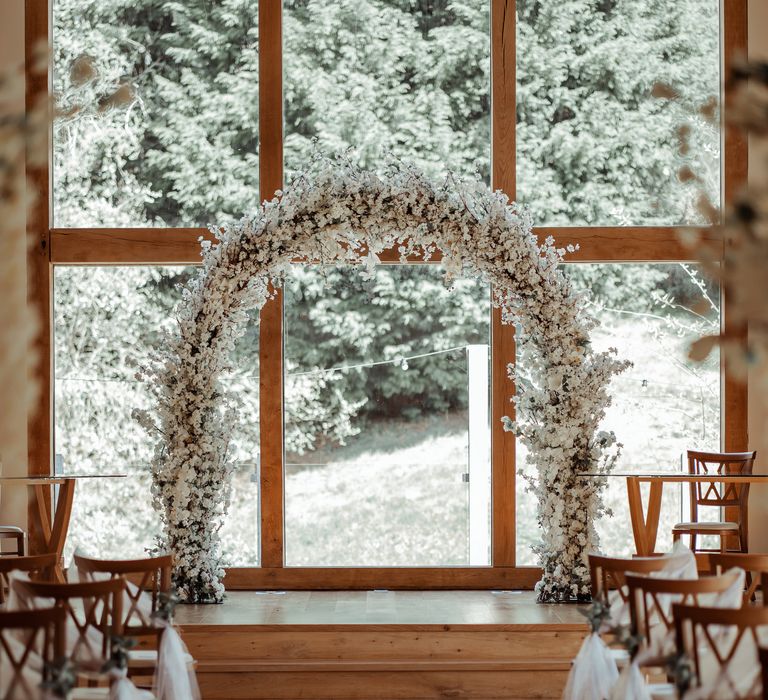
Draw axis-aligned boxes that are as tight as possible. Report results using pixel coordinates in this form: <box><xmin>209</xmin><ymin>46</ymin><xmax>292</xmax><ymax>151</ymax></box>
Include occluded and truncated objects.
<box><xmin>223</xmin><ymin>566</ymin><xmax>542</xmax><ymax>590</ymax></box>
<box><xmin>49</xmin><ymin>226</ymin><xmax>723</xmax><ymax>265</ymax></box>
<box><xmin>25</xmin><ymin>0</ymin><xmax>52</xmax><ymax>553</ymax></box>
<box><xmin>550</xmin><ymin>226</ymin><xmax>724</xmax><ymax>263</ymax></box>
<box><xmin>258</xmin><ymin>0</ymin><xmax>284</xmax><ymax>569</ymax></box>
<box><xmin>49</xmin><ymin>228</ymin><xmax>216</xmax><ymax>265</ymax></box>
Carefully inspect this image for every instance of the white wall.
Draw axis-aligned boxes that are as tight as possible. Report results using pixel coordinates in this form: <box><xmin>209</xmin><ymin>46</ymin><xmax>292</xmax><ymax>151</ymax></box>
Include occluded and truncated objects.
<box><xmin>0</xmin><ymin>0</ymin><xmax>29</xmax><ymax>540</ymax></box>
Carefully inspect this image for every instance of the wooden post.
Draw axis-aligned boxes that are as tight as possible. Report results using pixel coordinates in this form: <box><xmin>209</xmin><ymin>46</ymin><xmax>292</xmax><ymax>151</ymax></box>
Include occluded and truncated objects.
<box><xmin>491</xmin><ymin>0</ymin><xmax>517</xmax><ymax>568</ymax></box>
<box><xmin>25</xmin><ymin>0</ymin><xmax>53</xmax><ymax>554</ymax></box>
<box><xmin>258</xmin><ymin>0</ymin><xmax>285</xmax><ymax>569</ymax></box>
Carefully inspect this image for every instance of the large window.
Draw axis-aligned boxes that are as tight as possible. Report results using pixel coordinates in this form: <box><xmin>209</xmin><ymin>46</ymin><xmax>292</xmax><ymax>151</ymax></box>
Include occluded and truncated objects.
<box><xmin>516</xmin><ymin>263</ymin><xmax>721</xmax><ymax>563</ymax></box>
<box><xmin>54</xmin><ymin>266</ymin><xmax>261</xmax><ymax>565</ymax></box>
<box><xmin>32</xmin><ymin>0</ymin><xmax>747</xmax><ymax>587</ymax></box>
<box><xmin>283</xmin><ymin>265</ymin><xmax>491</xmax><ymax>566</ymax></box>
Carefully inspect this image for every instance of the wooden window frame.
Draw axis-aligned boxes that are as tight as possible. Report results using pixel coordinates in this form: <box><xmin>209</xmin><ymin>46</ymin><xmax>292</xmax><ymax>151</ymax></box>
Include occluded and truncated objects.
<box><xmin>25</xmin><ymin>0</ymin><xmax>748</xmax><ymax>589</ymax></box>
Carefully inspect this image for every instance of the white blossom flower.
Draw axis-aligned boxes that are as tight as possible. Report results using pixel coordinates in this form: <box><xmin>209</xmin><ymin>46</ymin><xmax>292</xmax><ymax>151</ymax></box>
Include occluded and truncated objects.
<box><xmin>136</xmin><ymin>154</ymin><xmax>629</xmax><ymax>603</ymax></box>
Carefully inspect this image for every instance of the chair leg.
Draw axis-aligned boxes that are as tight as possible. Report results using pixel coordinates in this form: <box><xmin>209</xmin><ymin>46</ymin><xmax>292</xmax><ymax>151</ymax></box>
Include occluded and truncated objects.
<box><xmin>719</xmin><ymin>534</ymin><xmax>727</xmax><ymax>554</ymax></box>
<box><xmin>691</xmin><ymin>533</ymin><xmax>697</xmax><ymax>553</ymax></box>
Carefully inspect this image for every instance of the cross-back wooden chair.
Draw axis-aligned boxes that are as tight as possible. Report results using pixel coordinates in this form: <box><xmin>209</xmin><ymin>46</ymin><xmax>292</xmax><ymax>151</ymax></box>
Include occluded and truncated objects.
<box><xmin>710</xmin><ymin>553</ymin><xmax>768</xmax><ymax>605</ymax></box>
<box><xmin>0</xmin><ymin>553</ymin><xmax>58</xmax><ymax>606</ymax></box>
<box><xmin>0</xmin><ymin>607</ymin><xmax>66</xmax><ymax>700</ymax></box>
<box><xmin>73</xmin><ymin>553</ymin><xmax>172</xmax><ymax>638</ymax></box>
<box><xmin>588</xmin><ymin>553</ymin><xmax>687</xmax><ymax>606</ymax></box>
<box><xmin>11</xmin><ymin>577</ymin><xmax>124</xmax><ymax>671</ymax></box>
<box><xmin>73</xmin><ymin>552</ymin><xmax>193</xmax><ymax>685</ymax></box>
<box><xmin>674</xmin><ymin>602</ymin><xmax>768</xmax><ymax>699</ymax></box>
<box><xmin>672</xmin><ymin>450</ymin><xmax>756</xmax><ymax>554</ymax></box>
<box><xmin>627</xmin><ymin>569</ymin><xmax>743</xmax><ymax>665</ymax></box>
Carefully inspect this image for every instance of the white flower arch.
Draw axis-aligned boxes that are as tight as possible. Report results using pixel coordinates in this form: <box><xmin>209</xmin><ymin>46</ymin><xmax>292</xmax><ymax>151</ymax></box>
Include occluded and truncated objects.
<box><xmin>138</xmin><ymin>156</ymin><xmax>629</xmax><ymax>604</ymax></box>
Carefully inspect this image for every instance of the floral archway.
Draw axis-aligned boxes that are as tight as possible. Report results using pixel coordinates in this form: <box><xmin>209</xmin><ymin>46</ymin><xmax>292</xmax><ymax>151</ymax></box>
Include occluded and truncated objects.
<box><xmin>137</xmin><ymin>156</ymin><xmax>629</xmax><ymax>604</ymax></box>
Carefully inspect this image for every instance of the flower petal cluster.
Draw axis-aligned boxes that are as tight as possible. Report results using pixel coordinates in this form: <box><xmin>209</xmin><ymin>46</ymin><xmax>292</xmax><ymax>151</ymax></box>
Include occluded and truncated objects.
<box><xmin>137</xmin><ymin>154</ymin><xmax>629</xmax><ymax>603</ymax></box>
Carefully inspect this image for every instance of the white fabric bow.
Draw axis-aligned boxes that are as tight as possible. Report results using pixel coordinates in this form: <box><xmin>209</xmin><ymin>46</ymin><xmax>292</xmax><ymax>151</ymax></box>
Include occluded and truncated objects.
<box><xmin>152</xmin><ymin>619</ymin><xmax>201</xmax><ymax>700</ymax></box>
<box><xmin>108</xmin><ymin>667</ymin><xmax>155</xmax><ymax>700</ymax></box>
<box><xmin>563</xmin><ymin>632</ymin><xmax>620</xmax><ymax>700</ymax></box>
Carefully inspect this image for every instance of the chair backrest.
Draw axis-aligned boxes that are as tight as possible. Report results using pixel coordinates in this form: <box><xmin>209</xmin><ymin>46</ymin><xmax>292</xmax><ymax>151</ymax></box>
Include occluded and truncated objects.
<box><xmin>0</xmin><ymin>554</ymin><xmax>58</xmax><ymax>605</ymax></box>
<box><xmin>74</xmin><ymin>553</ymin><xmax>172</xmax><ymax>636</ymax></box>
<box><xmin>711</xmin><ymin>553</ymin><xmax>768</xmax><ymax>605</ymax></box>
<box><xmin>0</xmin><ymin>607</ymin><xmax>66</xmax><ymax>700</ymax></box>
<box><xmin>0</xmin><ymin>554</ymin><xmax>58</xmax><ymax>576</ymax></box>
<box><xmin>588</xmin><ymin>553</ymin><xmax>682</xmax><ymax>605</ymax></box>
<box><xmin>627</xmin><ymin>569</ymin><xmax>743</xmax><ymax>652</ymax></box>
<box><xmin>687</xmin><ymin>450</ymin><xmax>756</xmax><ymax>517</ymax></box>
<box><xmin>11</xmin><ymin>577</ymin><xmax>124</xmax><ymax>667</ymax></box>
<box><xmin>674</xmin><ymin>602</ymin><xmax>768</xmax><ymax>699</ymax></box>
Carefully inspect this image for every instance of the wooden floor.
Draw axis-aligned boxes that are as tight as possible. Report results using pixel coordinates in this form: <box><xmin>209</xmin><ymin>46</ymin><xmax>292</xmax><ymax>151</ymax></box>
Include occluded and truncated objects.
<box><xmin>175</xmin><ymin>591</ymin><xmax>587</xmax><ymax>700</ymax></box>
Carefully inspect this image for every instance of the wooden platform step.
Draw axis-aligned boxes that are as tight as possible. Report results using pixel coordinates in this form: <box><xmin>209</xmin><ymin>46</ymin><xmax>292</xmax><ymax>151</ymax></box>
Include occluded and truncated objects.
<box><xmin>175</xmin><ymin>591</ymin><xmax>587</xmax><ymax>700</ymax></box>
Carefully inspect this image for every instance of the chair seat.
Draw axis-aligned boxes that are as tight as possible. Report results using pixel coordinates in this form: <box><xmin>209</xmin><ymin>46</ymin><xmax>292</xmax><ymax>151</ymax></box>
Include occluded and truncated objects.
<box><xmin>128</xmin><ymin>648</ymin><xmax>195</xmax><ymax>668</ymax></box>
<box><xmin>0</xmin><ymin>526</ymin><xmax>25</xmax><ymax>534</ymax></box>
<box><xmin>71</xmin><ymin>688</ymin><xmax>155</xmax><ymax>700</ymax></box>
<box><xmin>610</xmin><ymin>647</ymin><xmax>630</xmax><ymax>669</ymax></box>
<box><xmin>672</xmin><ymin>521</ymin><xmax>739</xmax><ymax>532</ymax></box>
<box><xmin>648</xmin><ymin>682</ymin><xmax>677</xmax><ymax>699</ymax></box>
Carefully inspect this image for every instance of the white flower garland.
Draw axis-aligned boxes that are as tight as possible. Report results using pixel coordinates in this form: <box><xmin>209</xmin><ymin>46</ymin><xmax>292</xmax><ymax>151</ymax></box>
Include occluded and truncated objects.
<box><xmin>137</xmin><ymin>155</ymin><xmax>629</xmax><ymax>603</ymax></box>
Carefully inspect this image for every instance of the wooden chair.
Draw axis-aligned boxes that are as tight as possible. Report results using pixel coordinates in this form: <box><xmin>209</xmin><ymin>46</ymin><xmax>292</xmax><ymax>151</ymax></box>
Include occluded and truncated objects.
<box><xmin>11</xmin><ymin>577</ymin><xmax>124</xmax><ymax>671</ymax></box>
<box><xmin>0</xmin><ymin>553</ymin><xmax>57</xmax><ymax>605</ymax></box>
<box><xmin>74</xmin><ymin>553</ymin><xmax>172</xmax><ymax>637</ymax></box>
<box><xmin>710</xmin><ymin>552</ymin><xmax>768</xmax><ymax>605</ymax></box>
<box><xmin>74</xmin><ymin>553</ymin><xmax>193</xmax><ymax>681</ymax></box>
<box><xmin>626</xmin><ymin>569</ymin><xmax>743</xmax><ymax>665</ymax></box>
<box><xmin>588</xmin><ymin>553</ymin><xmax>694</xmax><ymax>671</ymax></box>
<box><xmin>0</xmin><ymin>526</ymin><xmax>26</xmax><ymax>557</ymax></box>
<box><xmin>674</xmin><ymin>602</ymin><xmax>768</xmax><ymax>699</ymax></box>
<box><xmin>588</xmin><ymin>552</ymin><xmax>690</xmax><ymax>605</ymax></box>
<box><xmin>672</xmin><ymin>450</ymin><xmax>756</xmax><ymax>554</ymax></box>
<box><xmin>0</xmin><ymin>607</ymin><xmax>66</xmax><ymax>700</ymax></box>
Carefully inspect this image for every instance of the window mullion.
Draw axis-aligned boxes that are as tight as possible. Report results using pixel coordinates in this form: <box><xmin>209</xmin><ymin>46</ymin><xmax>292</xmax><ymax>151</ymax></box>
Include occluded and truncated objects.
<box><xmin>258</xmin><ymin>0</ymin><xmax>285</xmax><ymax>569</ymax></box>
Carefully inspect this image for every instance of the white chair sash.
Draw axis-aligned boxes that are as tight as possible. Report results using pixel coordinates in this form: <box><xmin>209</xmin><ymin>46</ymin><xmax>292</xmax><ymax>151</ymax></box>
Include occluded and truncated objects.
<box><xmin>153</xmin><ymin>621</ymin><xmax>201</xmax><ymax>700</ymax></box>
<box><xmin>108</xmin><ymin>667</ymin><xmax>155</xmax><ymax>700</ymax></box>
<box><xmin>610</xmin><ymin>661</ymin><xmax>652</xmax><ymax>700</ymax></box>
<box><xmin>563</xmin><ymin>632</ymin><xmax>620</xmax><ymax>700</ymax></box>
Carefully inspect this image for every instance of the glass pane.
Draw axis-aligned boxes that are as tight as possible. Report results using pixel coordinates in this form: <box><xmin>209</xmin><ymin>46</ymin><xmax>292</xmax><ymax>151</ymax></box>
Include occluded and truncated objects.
<box><xmin>517</xmin><ymin>1</ymin><xmax>720</xmax><ymax>225</ymax></box>
<box><xmin>516</xmin><ymin>264</ymin><xmax>721</xmax><ymax>563</ymax></box>
<box><xmin>284</xmin><ymin>265</ymin><xmax>491</xmax><ymax>566</ymax></box>
<box><xmin>52</xmin><ymin>1</ymin><xmax>259</xmax><ymax>227</ymax></box>
<box><xmin>283</xmin><ymin>0</ymin><xmax>490</xmax><ymax>182</ymax></box>
<box><xmin>53</xmin><ymin>266</ymin><xmax>260</xmax><ymax>566</ymax></box>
